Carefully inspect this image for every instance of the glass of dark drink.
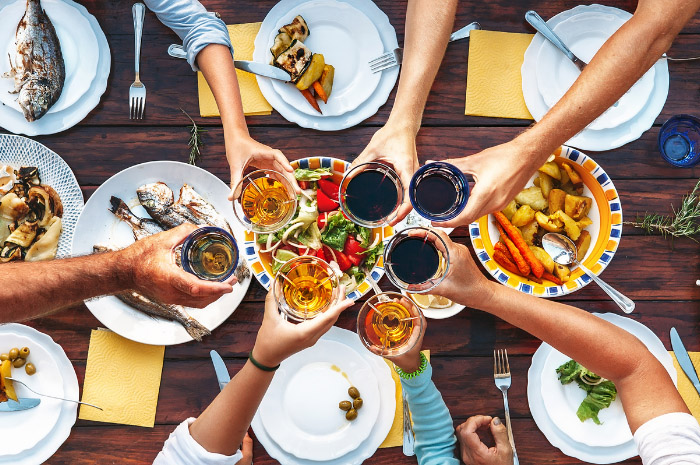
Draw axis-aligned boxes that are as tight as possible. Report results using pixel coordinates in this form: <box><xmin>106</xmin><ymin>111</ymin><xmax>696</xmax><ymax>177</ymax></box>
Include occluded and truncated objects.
<box><xmin>339</xmin><ymin>162</ymin><xmax>403</xmax><ymax>228</ymax></box>
<box><xmin>409</xmin><ymin>162</ymin><xmax>469</xmax><ymax>222</ymax></box>
<box><xmin>383</xmin><ymin>227</ymin><xmax>449</xmax><ymax>293</ymax></box>
<box><xmin>181</xmin><ymin>226</ymin><xmax>239</xmax><ymax>282</ymax></box>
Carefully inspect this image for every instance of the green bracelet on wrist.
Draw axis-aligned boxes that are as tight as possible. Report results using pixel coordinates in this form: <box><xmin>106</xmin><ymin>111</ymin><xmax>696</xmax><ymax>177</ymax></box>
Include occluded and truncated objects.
<box><xmin>249</xmin><ymin>351</ymin><xmax>280</xmax><ymax>372</ymax></box>
<box><xmin>394</xmin><ymin>352</ymin><xmax>428</xmax><ymax>380</ymax></box>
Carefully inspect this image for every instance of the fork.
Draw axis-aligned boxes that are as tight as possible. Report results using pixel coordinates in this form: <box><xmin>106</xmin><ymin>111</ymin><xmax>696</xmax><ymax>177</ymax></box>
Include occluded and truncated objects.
<box><xmin>401</xmin><ymin>390</ymin><xmax>416</xmax><ymax>456</ymax></box>
<box><xmin>369</xmin><ymin>22</ymin><xmax>481</xmax><ymax>73</ymax></box>
<box><xmin>7</xmin><ymin>377</ymin><xmax>103</xmax><ymax>410</ymax></box>
<box><xmin>129</xmin><ymin>3</ymin><xmax>146</xmax><ymax>119</ymax></box>
<box><xmin>494</xmin><ymin>349</ymin><xmax>519</xmax><ymax>465</ymax></box>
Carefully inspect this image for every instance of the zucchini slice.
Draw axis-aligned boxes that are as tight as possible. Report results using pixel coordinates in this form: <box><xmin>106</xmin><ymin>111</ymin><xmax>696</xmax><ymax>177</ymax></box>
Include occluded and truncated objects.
<box><xmin>274</xmin><ymin>39</ymin><xmax>312</xmax><ymax>83</ymax></box>
<box><xmin>270</xmin><ymin>32</ymin><xmax>293</xmax><ymax>59</ymax></box>
<box><xmin>279</xmin><ymin>15</ymin><xmax>309</xmax><ymax>42</ymax></box>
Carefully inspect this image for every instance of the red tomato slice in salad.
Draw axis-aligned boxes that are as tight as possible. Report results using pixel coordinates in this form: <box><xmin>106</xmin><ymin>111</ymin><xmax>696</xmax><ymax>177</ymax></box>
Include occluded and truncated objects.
<box><xmin>344</xmin><ymin>237</ymin><xmax>367</xmax><ymax>266</ymax></box>
<box><xmin>317</xmin><ymin>188</ymin><xmax>338</xmax><ymax>212</ymax></box>
<box><xmin>298</xmin><ymin>180</ymin><xmax>310</xmax><ymax>190</ymax></box>
<box><xmin>317</xmin><ymin>179</ymin><xmax>340</xmax><ymax>202</ymax></box>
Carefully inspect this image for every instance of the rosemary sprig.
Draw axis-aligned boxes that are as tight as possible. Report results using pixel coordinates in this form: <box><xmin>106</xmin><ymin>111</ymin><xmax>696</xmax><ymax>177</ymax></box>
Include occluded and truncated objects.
<box><xmin>181</xmin><ymin>108</ymin><xmax>207</xmax><ymax>165</ymax></box>
<box><xmin>623</xmin><ymin>178</ymin><xmax>700</xmax><ymax>242</ymax></box>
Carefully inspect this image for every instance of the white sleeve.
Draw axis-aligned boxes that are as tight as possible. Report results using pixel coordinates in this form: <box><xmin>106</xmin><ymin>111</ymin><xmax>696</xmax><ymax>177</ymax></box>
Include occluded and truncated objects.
<box><xmin>153</xmin><ymin>418</ymin><xmax>243</xmax><ymax>465</ymax></box>
<box><xmin>634</xmin><ymin>412</ymin><xmax>700</xmax><ymax>465</ymax></box>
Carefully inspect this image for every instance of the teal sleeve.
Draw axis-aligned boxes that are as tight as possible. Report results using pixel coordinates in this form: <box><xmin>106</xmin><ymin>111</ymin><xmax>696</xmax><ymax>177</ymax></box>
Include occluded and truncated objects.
<box><xmin>400</xmin><ymin>362</ymin><xmax>460</xmax><ymax>465</ymax></box>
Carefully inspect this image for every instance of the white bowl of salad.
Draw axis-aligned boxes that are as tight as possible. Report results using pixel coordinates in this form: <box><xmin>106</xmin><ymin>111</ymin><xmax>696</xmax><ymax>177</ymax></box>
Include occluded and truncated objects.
<box><xmin>242</xmin><ymin>157</ymin><xmax>393</xmax><ymax>300</ymax></box>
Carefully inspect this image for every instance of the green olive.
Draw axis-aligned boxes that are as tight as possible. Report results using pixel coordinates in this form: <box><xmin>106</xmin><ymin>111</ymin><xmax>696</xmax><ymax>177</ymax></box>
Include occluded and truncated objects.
<box><xmin>0</xmin><ymin>353</ymin><xmax>8</xmax><ymax>361</ymax></box>
<box><xmin>345</xmin><ymin>408</ymin><xmax>358</xmax><ymax>421</ymax></box>
<box><xmin>25</xmin><ymin>363</ymin><xmax>36</xmax><ymax>376</ymax></box>
<box><xmin>8</xmin><ymin>348</ymin><xmax>19</xmax><ymax>360</ymax></box>
<box><xmin>348</xmin><ymin>387</ymin><xmax>360</xmax><ymax>399</ymax></box>
<box><xmin>19</xmin><ymin>347</ymin><xmax>30</xmax><ymax>359</ymax></box>
<box><xmin>12</xmin><ymin>357</ymin><xmax>25</xmax><ymax>368</ymax></box>
<box><xmin>339</xmin><ymin>400</ymin><xmax>352</xmax><ymax>411</ymax></box>
<box><xmin>353</xmin><ymin>398</ymin><xmax>363</xmax><ymax>410</ymax></box>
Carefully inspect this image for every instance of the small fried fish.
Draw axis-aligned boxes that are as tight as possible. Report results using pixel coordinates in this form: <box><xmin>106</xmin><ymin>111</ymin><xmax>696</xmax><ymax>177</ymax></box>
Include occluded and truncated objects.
<box><xmin>109</xmin><ymin>196</ymin><xmax>164</xmax><ymax>240</ymax></box>
<box><xmin>177</xmin><ymin>184</ymin><xmax>233</xmax><ymax>233</ymax></box>
<box><xmin>137</xmin><ymin>182</ymin><xmax>201</xmax><ymax>229</ymax></box>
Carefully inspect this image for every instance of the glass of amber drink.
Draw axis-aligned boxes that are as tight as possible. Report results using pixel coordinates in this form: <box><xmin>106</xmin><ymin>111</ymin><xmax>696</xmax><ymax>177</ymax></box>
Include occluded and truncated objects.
<box><xmin>181</xmin><ymin>226</ymin><xmax>239</xmax><ymax>282</ymax></box>
<box><xmin>273</xmin><ymin>256</ymin><xmax>340</xmax><ymax>321</ymax></box>
<box><xmin>357</xmin><ymin>292</ymin><xmax>425</xmax><ymax>357</ymax></box>
<box><xmin>233</xmin><ymin>169</ymin><xmax>297</xmax><ymax>234</ymax></box>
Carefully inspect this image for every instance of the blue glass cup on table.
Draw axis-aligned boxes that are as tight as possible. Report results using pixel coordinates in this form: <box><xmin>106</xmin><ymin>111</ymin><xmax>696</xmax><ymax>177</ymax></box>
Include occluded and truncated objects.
<box><xmin>181</xmin><ymin>226</ymin><xmax>239</xmax><ymax>282</ymax></box>
<box><xmin>658</xmin><ymin>114</ymin><xmax>700</xmax><ymax>167</ymax></box>
<box><xmin>409</xmin><ymin>162</ymin><xmax>470</xmax><ymax>222</ymax></box>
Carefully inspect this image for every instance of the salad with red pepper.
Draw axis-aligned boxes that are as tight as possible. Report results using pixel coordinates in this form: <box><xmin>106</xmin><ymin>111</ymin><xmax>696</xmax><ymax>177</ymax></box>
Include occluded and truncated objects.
<box><xmin>256</xmin><ymin>167</ymin><xmax>384</xmax><ymax>293</ymax></box>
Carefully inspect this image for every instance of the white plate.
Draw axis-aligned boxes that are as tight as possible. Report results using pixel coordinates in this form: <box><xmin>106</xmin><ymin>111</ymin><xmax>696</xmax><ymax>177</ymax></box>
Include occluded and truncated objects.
<box><xmin>0</xmin><ymin>324</ymin><xmax>78</xmax><ymax>465</ymax></box>
<box><xmin>70</xmin><ymin>161</ymin><xmax>251</xmax><ymax>346</ymax></box>
<box><xmin>251</xmin><ymin>326</ymin><xmax>396</xmax><ymax>465</ymax></box>
<box><xmin>260</xmin><ymin>339</ymin><xmax>380</xmax><ymax>460</ymax></box>
<box><xmin>0</xmin><ymin>0</ymin><xmax>99</xmax><ymax>114</ymax></box>
<box><xmin>535</xmin><ymin>11</ymin><xmax>655</xmax><ymax>131</ymax></box>
<box><xmin>0</xmin><ymin>134</ymin><xmax>84</xmax><ymax>258</ymax></box>
<box><xmin>528</xmin><ymin>313</ymin><xmax>676</xmax><ymax>463</ymax></box>
<box><xmin>521</xmin><ymin>5</ymin><xmax>669</xmax><ymax>151</ymax></box>
<box><xmin>267</xmin><ymin>0</ymin><xmax>382</xmax><ymax>117</ymax></box>
<box><xmin>254</xmin><ymin>0</ymin><xmax>399</xmax><ymax>131</ymax></box>
<box><xmin>0</xmin><ymin>0</ymin><xmax>110</xmax><ymax>136</ymax></box>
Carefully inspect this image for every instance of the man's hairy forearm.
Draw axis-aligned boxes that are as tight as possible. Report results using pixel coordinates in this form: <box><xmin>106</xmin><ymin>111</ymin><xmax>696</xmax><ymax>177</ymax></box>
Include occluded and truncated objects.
<box><xmin>0</xmin><ymin>252</ymin><xmax>130</xmax><ymax>323</ymax></box>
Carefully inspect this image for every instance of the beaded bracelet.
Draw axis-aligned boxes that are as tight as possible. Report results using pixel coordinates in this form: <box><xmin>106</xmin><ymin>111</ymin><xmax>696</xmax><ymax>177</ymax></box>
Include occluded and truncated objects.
<box><xmin>394</xmin><ymin>352</ymin><xmax>428</xmax><ymax>380</ymax></box>
<box><xmin>248</xmin><ymin>351</ymin><xmax>280</xmax><ymax>372</ymax></box>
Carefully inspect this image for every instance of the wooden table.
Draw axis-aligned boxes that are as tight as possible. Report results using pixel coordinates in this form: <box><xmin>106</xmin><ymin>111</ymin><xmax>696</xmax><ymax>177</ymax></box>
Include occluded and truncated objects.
<box><xmin>12</xmin><ymin>0</ymin><xmax>700</xmax><ymax>463</ymax></box>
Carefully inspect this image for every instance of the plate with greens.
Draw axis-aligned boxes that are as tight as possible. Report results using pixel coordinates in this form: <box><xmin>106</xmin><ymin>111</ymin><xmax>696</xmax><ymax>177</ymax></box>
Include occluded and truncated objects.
<box><xmin>241</xmin><ymin>157</ymin><xmax>392</xmax><ymax>300</ymax></box>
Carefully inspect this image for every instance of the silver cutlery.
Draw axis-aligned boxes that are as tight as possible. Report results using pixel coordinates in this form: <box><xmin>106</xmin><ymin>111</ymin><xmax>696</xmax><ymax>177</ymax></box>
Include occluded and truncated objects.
<box><xmin>541</xmin><ymin>233</ymin><xmax>635</xmax><ymax>313</ymax></box>
<box><xmin>494</xmin><ymin>349</ymin><xmax>518</xmax><ymax>465</ymax></box>
<box><xmin>525</xmin><ymin>10</ymin><xmax>586</xmax><ymax>72</ymax></box>
<box><xmin>670</xmin><ymin>327</ymin><xmax>700</xmax><ymax>397</ymax></box>
<box><xmin>0</xmin><ymin>397</ymin><xmax>40</xmax><ymax>412</ymax></box>
<box><xmin>210</xmin><ymin>349</ymin><xmax>230</xmax><ymax>391</ymax></box>
<box><xmin>401</xmin><ymin>390</ymin><xmax>415</xmax><ymax>456</ymax></box>
<box><xmin>6</xmin><ymin>377</ymin><xmax>103</xmax><ymax>410</ymax></box>
<box><xmin>369</xmin><ymin>21</ymin><xmax>481</xmax><ymax>73</ymax></box>
<box><xmin>129</xmin><ymin>3</ymin><xmax>147</xmax><ymax>119</ymax></box>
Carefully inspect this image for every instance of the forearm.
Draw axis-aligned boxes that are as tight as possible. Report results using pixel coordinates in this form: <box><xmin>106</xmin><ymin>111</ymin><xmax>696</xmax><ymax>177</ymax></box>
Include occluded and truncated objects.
<box><xmin>0</xmin><ymin>252</ymin><xmax>130</xmax><ymax>322</ymax></box>
<box><xmin>387</xmin><ymin>0</ymin><xmax>458</xmax><ymax>132</ymax></box>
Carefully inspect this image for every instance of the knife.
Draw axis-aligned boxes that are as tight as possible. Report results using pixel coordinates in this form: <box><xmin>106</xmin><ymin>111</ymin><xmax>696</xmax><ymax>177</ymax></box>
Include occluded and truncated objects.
<box><xmin>0</xmin><ymin>397</ymin><xmax>41</xmax><ymax>412</ymax></box>
<box><xmin>167</xmin><ymin>44</ymin><xmax>292</xmax><ymax>82</ymax></box>
<box><xmin>210</xmin><ymin>350</ymin><xmax>230</xmax><ymax>392</ymax></box>
<box><xmin>670</xmin><ymin>327</ymin><xmax>700</xmax><ymax>396</ymax></box>
<box><xmin>449</xmin><ymin>21</ymin><xmax>481</xmax><ymax>42</ymax></box>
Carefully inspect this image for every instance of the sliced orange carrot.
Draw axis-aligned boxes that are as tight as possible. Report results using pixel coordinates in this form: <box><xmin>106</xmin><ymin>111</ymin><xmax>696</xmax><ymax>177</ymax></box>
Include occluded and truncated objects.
<box><xmin>496</xmin><ymin>224</ymin><xmax>530</xmax><ymax>276</ymax></box>
<box><xmin>300</xmin><ymin>88</ymin><xmax>322</xmax><ymax>114</ymax></box>
<box><xmin>494</xmin><ymin>211</ymin><xmax>545</xmax><ymax>278</ymax></box>
<box><xmin>493</xmin><ymin>250</ymin><xmax>525</xmax><ymax>277</ymax></box>
<box><xmin>312</xmin><ymin>80</ymin><xmax>328</xmax><ymax>104</ymax></box>
<box><xmin>542</xmin><ymin>271</ymin><xmax>563</xmax><ymax>286</ymax></box>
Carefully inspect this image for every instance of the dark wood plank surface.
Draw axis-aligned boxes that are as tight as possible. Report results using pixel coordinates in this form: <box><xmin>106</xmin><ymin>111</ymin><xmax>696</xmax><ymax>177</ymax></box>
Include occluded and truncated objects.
<box><xmin>5</xmin><ymin>0</ymin><xmax>700</xmax><ymax>463</ymax></box>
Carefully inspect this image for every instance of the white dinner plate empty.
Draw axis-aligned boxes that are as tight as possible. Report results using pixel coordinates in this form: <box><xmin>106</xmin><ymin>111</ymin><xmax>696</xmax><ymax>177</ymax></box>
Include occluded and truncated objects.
<box><xmin>260</xmin><ymin>339</ymin><xmax>380</xmax><ymax>460</ymax></box>
<box><xmin>71</xmin><ymin>161</ymin><xmax>251</xmax><ymax>346</ymax></box>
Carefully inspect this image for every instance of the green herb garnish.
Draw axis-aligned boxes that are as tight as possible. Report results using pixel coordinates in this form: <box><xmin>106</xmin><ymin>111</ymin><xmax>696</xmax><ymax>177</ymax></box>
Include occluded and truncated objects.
<box><xmin>556</xmin><ymin>360</ymin><xmax>617</xmax><ymax>425</ymax></box>
<box><xmin>181</xmin><ymin>108</ymin><xmax>207</xmax><ymax>165</ymax></box>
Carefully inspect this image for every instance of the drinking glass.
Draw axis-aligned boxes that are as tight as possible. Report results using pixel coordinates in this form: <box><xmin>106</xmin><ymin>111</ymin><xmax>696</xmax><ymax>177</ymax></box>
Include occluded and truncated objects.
<box><xmin>383</xmin><ymin>227</ymin><xmax>449</xmax><ymax>293</ymax></box>
<box><xmin>273</xmin><ymin>255</ymin><xmax>340</xmax><ymax>321</ymax></box>
<box><xmin>357</xmin><ymin>292</ymin><xmax>425</xmax><ymax>357</ymax></box>
<box><xmin>409</xmin><ymin>162</ymin><xmax>470</xmax><ymax>222</ymax></box>
<box><xmin>339</xmin><ymin>162</ymin><xmax>404</xmax><ymax>228</ymax></box>
<box><xmin>233</xmin><ymin>169</ymin><xmax>297</xmax><ymax>233</ymax></box>
<box><xmin>181</xmin><ymin>226</ymin><xmax>238</xmax><ymax>282</ymax></box>
<box><xmin>658</xmin><ymin>115</ymin><xmax>700</xmax><ymax>167</ymax></box>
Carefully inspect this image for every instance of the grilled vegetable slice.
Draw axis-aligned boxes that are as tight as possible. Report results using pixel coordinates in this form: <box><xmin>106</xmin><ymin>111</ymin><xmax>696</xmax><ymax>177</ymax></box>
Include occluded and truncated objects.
<box><xmin>296</xmin><ymin>53</ymin><xmax>325</xmax><ymax>90</ymax></box>
<box><xmin>270</xmin><ymin>32</ymin><xmax>292</xmax><ymax>59</ymax></box>
<box><xmin>316</xmin><ymin>64</ymin><xmax>334</xmax><ymax>103</ymax></box>
<box><xmin>274</xmin><ymin>40</ymin><xmax>312</xmax><ymax>83</ymax></box>
<box><xmin>280</xmin><ymin>15</ymin><xmax>309</xmax><ymax>41</ymax></box>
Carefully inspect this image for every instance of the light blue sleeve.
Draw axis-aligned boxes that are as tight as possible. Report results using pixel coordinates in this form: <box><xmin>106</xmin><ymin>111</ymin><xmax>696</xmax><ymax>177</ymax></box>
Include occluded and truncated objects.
<box><xmin>400</xmin><ymin>362</ymin><xmax>460</xmax><ymax>465</ymax></box>
<box><xmin>143</xmin><ymin>0</ymin><xmax>234</xmax><ymax>71</ymax></box>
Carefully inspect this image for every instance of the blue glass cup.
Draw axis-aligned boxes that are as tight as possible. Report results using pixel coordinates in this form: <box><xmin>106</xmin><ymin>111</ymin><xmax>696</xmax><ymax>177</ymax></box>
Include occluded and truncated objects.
<box><xmin>658</xmin><ymin>115</ymin><xmax>700</xmax><ymax>167</ymax></box>
<box><xmin>181</xmin><ymin>226</ymin><xmax>238</xmax><ymax>282</ymax></box>
<box><xmin>409</xmin><ymin>162</ymin><xmax>470</xmax><ymax>222</ymax></box>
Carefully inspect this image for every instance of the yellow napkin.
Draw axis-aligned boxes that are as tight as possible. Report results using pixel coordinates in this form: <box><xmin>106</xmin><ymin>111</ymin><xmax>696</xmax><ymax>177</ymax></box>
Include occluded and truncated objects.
<box><xmin>79</xmin><ymin>329</ymin><xmax>165</xmax><ymax>428</ymax></box>
<box><xmin>465</xmin><ymin>30</ymin><xmax>534</xmax><ymax>120</ymax></box>
<box><xmin>198</xmin><ymin>22</ymin><xmax>272</xmax><ymax>117</ymax></box>
<box><xmin>670</xmin><ymin>352</ymin><xmax>700</xmax><ymax>422</ymax></box>
<box><xmin>380</xmin><ymin>351</ymin><xmax>431</xmax><ymax>448</ymax></box>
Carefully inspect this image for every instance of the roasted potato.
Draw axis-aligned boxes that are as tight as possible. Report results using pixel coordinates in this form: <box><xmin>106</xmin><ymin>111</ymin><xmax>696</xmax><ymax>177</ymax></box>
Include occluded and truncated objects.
<box><xmin>564</xmin><ymin>194</ymin><xmax>593</xmax><ymax>220</ymax></box>
<box><xmin>538</xmin><ymin>172</ymin><xmax>554</xmax><ymax>199</ymax></box>
<box><xmin>501</xmin><ymin>200</ymin><xmax>518</xmax><ymax>221</ymax></box>
<box><xmin>511</xmin><ymin>205</ymin><xmax>536</xmax><ymax>227</ymax></box>
<box><xmin>535</xmin><ymin>211</ymin><xmax>563</xmax><ymax>233</ymax></box>
<box><xmin>317</xmin><ymin>64</ymin><xmax>334</xmax><ymax>103</ymax></box>
<box><xmin>296</xmin><ymin>53</ymin><xmax>325</xmax><ymax>90</ymax></box>
<box><xmin>561</xmin><ymin>162</ymin><xmax>583</xmax><ymax>189</ymax></box>
<box><xmin>553</xmin><ymin>211</ymin><xmax>581</xmax><ymax>241</ymax></box>
<box><xmin>575</xmin><ymin>230</ymin><xmax>592</xmax><ymax>261</ymax></box>
<box><xmin>515</xmin><ymin>186</ymin><xmax>547</xmax><ymax>211</ymax></box>
<box><xmin>560</xmin><ymin>166</ymin><xmax>570</xmax><ymax>186</ymax></box>
<box><xmin>529</xmin><ymin>245</ymin><xmax>554</xmax><ymax>274</ymax></box>
<box><xmin>539</xmin><ymin>161</ymin><xmax>562</xmax><ymax>180</ymax></box>
<box><xmin>554</xmin><ymin>263</ymin><xmax>570</xmax><ymax>283</ymax></box>
<box><xmin>576</xmin><ymin>216</ymin><xmax>593</xmax><ymax>229</ymax></box>
<box><xmin>519</xmin><ymin>220</ymin><xmax>538</xmax><ymax>245</ymax></box>
<box><xmin>548</xmin><ymin>189</ymin><xmax>566</xmax><ymax>214</ymax></box>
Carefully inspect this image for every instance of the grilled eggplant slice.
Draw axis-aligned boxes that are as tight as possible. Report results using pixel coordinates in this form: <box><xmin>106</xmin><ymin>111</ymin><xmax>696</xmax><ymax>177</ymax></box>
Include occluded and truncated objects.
<box><xmin>279</xmin><ymin>15</ymin><xmax>309</xmax><ymax>42</ymax></box>
<box><xmin>270</xmin><ymin>32</ymin><xmax>293</xmax><ymax>60</ymax></box>
<box><xmin>296</xmin><ymin>53</ymin><xmax>325</xmax><ymax>90</ymax></box>
<box><xmin>274</xmin><ymin>40</ymin><xmax>312</xmax><ymax>83</ymax></box>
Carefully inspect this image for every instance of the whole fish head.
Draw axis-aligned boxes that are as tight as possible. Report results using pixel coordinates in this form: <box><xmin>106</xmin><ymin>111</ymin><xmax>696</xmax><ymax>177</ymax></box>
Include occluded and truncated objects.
<box><xmin>18</xmin><ymin>78</ymin><xmax>54</xmax><ymax>122</ymax></box>
<box><xmin>137</xmin><ymin>182</ymin><xmax>174</xmax><ymax>213</ymax></box>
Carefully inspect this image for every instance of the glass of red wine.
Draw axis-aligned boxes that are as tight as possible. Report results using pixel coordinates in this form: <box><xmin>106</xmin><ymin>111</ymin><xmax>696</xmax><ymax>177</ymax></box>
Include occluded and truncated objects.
<box><xmin>409</xmin><ymin>162</ymin><xmax>469</xmax><ymax>222</ymax></box>
<box><xmin>383</xmin><ymin>227</ymin><xmax>450</xmax><ymax>293</ymax></box>
<box><xmin>339</xmin><ymin>162</ymin><xmax>404</xmax><ymax>228</ymax></box>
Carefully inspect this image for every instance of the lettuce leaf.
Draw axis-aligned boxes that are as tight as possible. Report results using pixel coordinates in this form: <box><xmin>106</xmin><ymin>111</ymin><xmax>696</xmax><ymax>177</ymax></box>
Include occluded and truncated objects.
<box><xmin>357</xmin><ymin>226</ymin><xmax>372</xmax><ymax>248</ymax></box>
<box><xmin>298</xmin><ymin>222</ymin><xmax>322</xmax><ymax>250</ymax></box>
<box><xmin>321</xmin><ymin>213</ymin><xmax>357</xmax><ymax>251</ymax></box>
<box><xmin>576</xmin><ymin>381</ymin><xmax>617</xmax><ymax>425</ymax></box>
<box><xmin>347</xmin><ymin>266</ymin><xmax>366</xmax><ymax>282</ymax></box>
<box><xmin>294</xmin><ymin>167</ymin><xmax>332</xmax><ymax>181</ymax></box>
<box><xmin>362</xmin><ymin>241</ymin><xmax>384</xmax><ymax>270</ymax></box>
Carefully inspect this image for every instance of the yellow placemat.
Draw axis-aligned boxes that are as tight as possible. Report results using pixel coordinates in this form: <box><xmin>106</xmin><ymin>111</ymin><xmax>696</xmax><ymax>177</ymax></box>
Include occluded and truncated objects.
<box><xmin>670</xmin><ymin>351</ymin><xmax>700</xmax><ymax>422</ymax></box>
<box><xmin>198</xmin><ymin>22</ymin><xmax>272</xmax><ymax>117</ymax></box>
<box><xmin>79</xmin><ymin>329</ymin><xmax>165</xmax><ymax>428</ymax></box>
<box><xmin>380</xmin><ymin>350</ymin><xmax>430</xmax><ymax>448</ymax></box>
<box><xmin>465</xmin><ymin>29</ymin><xmax>534</xmax><ymax>120</ymax></box>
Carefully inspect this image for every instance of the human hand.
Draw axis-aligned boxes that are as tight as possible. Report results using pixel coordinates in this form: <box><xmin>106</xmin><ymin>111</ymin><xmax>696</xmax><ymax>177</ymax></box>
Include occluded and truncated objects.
<box><xmin>252</xmin><ymin>287</ymin><xmax>354</xmax><ymax>367</ymax></box>
<box><xmin>226</xmin><ymin>134</ymin><xmax>299</xmax><ymax>201</ymax></box>
<box><xmin>457</xmin><ymin>415</ymin><xmax>513</xmax><ymax>465</ymax></box>
<box><xmin>387</xmin><ymin>298</ymin><xmax>426</xmax><ymax>372</ymax></box>
<box><xmin>435</xmin><ymin>141</ymin><xmax>546</xmax><ymax>228</ymax></box>
<box><xmin>352</xmin><ymin>123</ymin><xmax>419</xmax><ymax>225</ymax></box>
<box><xmin>235</xmin><ymin>432</ymin><xmax>253</xmax><ymax>465</ymax></box>
<box><xmin>118</xmin><ymin>223</ymin><xmax>235</xmax><ymax>308</ymax></box>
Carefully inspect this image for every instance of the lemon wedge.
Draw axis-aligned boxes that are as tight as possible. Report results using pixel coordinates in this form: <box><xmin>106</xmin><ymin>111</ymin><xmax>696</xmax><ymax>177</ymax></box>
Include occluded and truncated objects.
<box><xmin>409</xmin><ymin>293</ymin><xmax>434</xmax><ymax>309</ymax></box>
<box><xmin>430</xmin><ymin>296</ymin><xmax>453</xmax><ymax>308</ymax></box>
